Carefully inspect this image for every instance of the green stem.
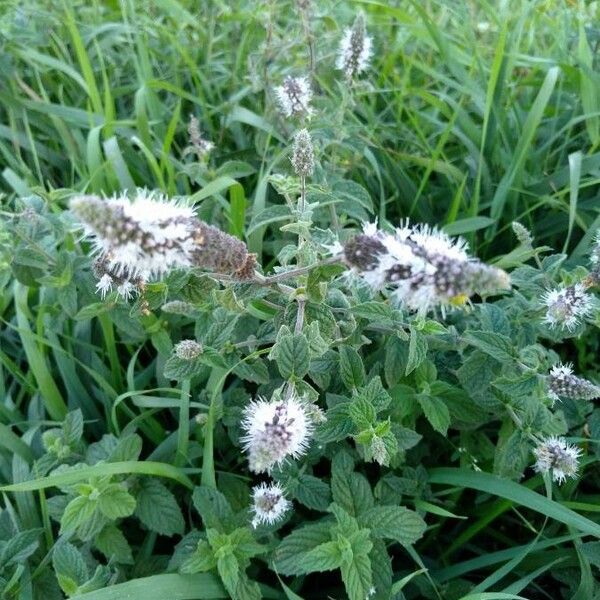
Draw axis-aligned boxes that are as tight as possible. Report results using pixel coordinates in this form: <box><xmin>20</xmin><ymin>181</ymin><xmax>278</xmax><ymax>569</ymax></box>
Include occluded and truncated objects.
<box><xmin>175</xmin><ymin>379</ymin><xmax>190</xmax><ymax>468</ymax></box>
<box><xmin>201</xmin><ymin>368</ymin><xmax>227</xmax><ymax>489</ymax></box>
<box><xmin>99</xmin><ymin>313</ymin><xmax>121</xmax><ymax>391</ymax></box>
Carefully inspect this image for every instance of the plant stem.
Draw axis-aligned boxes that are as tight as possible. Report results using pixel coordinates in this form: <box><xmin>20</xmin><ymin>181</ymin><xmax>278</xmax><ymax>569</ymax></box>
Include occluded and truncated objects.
<box><xmin>201</xmin><ymin>368</ymin><xmax>228</xmax><ymax>489</ymax></box>
<box><xmin>175</xmin><ymin>379</ymin><xmax>190</xmax><ymax>468</ymax></box>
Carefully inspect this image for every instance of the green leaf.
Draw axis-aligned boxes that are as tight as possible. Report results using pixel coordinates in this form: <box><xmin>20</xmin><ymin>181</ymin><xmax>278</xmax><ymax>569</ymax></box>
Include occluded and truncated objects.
<box><xmin>271</xmin><ymin>331</ymin><xmax>310</xmax><ymax>380</ymax></box>
<box><xmin>97</xmin><ymin>484</ymin><xmax>136</xmax><ymax>519</ymax></box>
<box><xmin>357</xmin><ymin>506</ymin><xmax>426</xmax><ymax>545</ymax></box>
<box><xmin>61</xmin><ymin>495</ymin><xmax>96</xmax><ymax>534</ymax></box>
<box><xmin>53</xmin><ymin>542</ymin><xmax>89</xmax><ymax>596</ymax></box>
<box><xmin>69</xmin><ymin>573</ymin><xmax>226</xmax><ymax>599</ymax></box>
<box><xmin>0</xmin><ymin>529</ymin><xmax>40</xmax><ymax>567</ymax></box>
<box><xmin>291</xmin><ymin>474</ymin><xmax>331</xmax><ymax>512</ymax></box>
<box><xmin>298</xmin><ymin>541</ymin><xmax>343</xmax><ymax>573</ymax></box>
<box><xmin>339</xmin><ymin>347</ymin><xmax>366</xmax><ymax>390</ymax></box>
<box><xmin>275</xmin><ymin>522</ymin><xmax>333</xmax><ymax>576</ymax></box>
<box><xmin>96</xmin><ymin>525</ymin><xmax>133</xmax><ymax>564</ymax></box>
<box><xmin>192</xmin><ymin>487</ymin><xmax>233</xmax><ymax>532</ymax></box>
<box><xmin>63</xmin><ymin>410</ymin><xmax>84</xmax><ymax>446</ymax></box>
<box><xmin>135</xmin><ymin>478</ymin><xmax>185</xmax><ymax>536</ymax></box>
<box><xmin>406</xmin><ymin>328</ymin><xmax>428</xmax><ymax>376</ymax></box>
<box><xmin>181</xmin><ymin>540</ymin><xmax>217</xmax><ymax>574</ymax></box>
<box><xmin>247</xmin><ymin>205</ymin><xmax>292</xmax><ymax>236</ymax></box>
<box><xmin>417</xmin><ymin>394</ymin><xmax>451</xmax><ymax>435</ymax></box>
<box><xmin>463</xmin><ymin>331</ymin><xmax>515</xmax><ymax>363</ymax></box>
<box><xmin>217</xmin><ymin>553</ymin><xmax>239</xmax><ymax>596</ymax></box>
<box><xmin>428</xmin><ymin>468</ymin><xmax>600</xmax><ymax>537</ymax></box>
<box><xmin>315</xmin><ymin>403</ymin><xmax>354</xmax><ymax>443</ymax></box>
<box><xmin>163</xmin><ymin>355</ymin><xmax>205</xmax><ymax>381</ymax></box>
<box><xmin>340</xmin><ymin>529</ymin><xmax>373</xmax><ymax>600</ymax></box>
<box><xmin>331</xmin><ymin>454</ymin><xmax>374</xmax><ymax>517</ymax></box>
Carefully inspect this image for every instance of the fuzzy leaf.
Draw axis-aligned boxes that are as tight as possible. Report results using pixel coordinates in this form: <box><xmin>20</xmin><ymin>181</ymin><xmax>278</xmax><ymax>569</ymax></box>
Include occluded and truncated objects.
<box><xmin>358</xmin><ymin>506</ymin><xmax>426</xmax><ymax>545</ymax></box>
<box><xmin>339</xmin><ymin>346</ymin><xmax>366</xmax><ymax>390</ymax></box>
<box><xmin>97</xmin><ymin>484</ymin><xmax>136</xmax><ymax>519</ymax></box>
<box><xmin>96</xmin><ymin>524</ymin><xmax>133</xmax><ymax>564</ymax></box>
<box><xmin>274</xmin><ymin>522</ymin><xmax>333</xmax><ymax>576</ymax></box>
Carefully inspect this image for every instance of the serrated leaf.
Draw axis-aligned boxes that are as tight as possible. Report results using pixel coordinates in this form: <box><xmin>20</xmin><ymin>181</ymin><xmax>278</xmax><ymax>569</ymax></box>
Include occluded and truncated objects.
<box><xmin>463</xmin><ymin>330</ymin><xmax>515</xmax><ymax>363</ymax></box>
<box><xmin>247</xmin><ymin>205</ymin><xmax>292</xmax><ymax>236</ymax></box>
<box><xmin>0</xmin><ymin>529</ymin><xmax>40</xmax><ymax>567</ymax></box>
<box><xmin>97</xmin><ymin>484</ymin><xmax>136</xmax><ymax>519</ymax></box>
<box><xmin>274</xmin><ymin>522</ymin><xmax>333</xmax><ymax>576</ymax></box>
<box><xmin>135</xmin><ymin>478</ymin><xmax>185</xmax><ymax>536</ymax></box>
<box><xmin>417</xmin><ymin>394</ymin><xmax>451</xmax><ymax>435</ymax></box>
<box><xmin>331</xmin><ymin>468</ymin><xmax>374</xmax><ymax>517</ymax></box>
<box><xmin>315</xmin><ymin>403</ymin><xmax>354</xmax><ymax>443</ymax></box>
<box><xmin>109</xmin><ymin>433</ymin><xmax>143</xmax><ymax>462</ymax></box>
<box><xmin>370</xmin><ymin>539</ymin><xmax>392</xmax><ymax>600</ymax></box>
<box><xmin>271</xmin><ymin>333</ymin><xmax>310</xmax><ymax>380</ymax></box>
<box><xmin>406</xmin><ymin>328</ymin><xmax>428</xmax><ymax>376</ymax></box>
<box><xmin>294</xmin><ymin>474</ymin><xmax>332</xmax><ymax>512</ymax></box>
<box><xmin>62</xmin><ymin>410</ymin><xmax>84</xmax><ymax>446</ymax></box>
<box><xmin>217</xmin><ymin>553</ymin><xmax>239</xmax><ymax>596</ymax></box>
<box><xmin>492</xmin><ymin>374</ymin><xmax>540</xmax><ymax>398</ymax></box>
<box><xmin>340</xmin><ymin>531</ymin><xmax>373</xmax><ymax>600</ymax></box>
<box><xmin>53</xmin><ymin>542</ymin><xmax>88</xmax><ymax>594</ymax></box>
<box><xmin>357</xmin><ymin>506</ymin><xmax>426</xmax><ymax>545</ymax></box>
<box><xmin>192</xmin><ymin>486</ymin><xmax>233</xmax><ymax>532</ymax></box>
<box><xmin>180</xmin><ymin>539</ymin><xmax>217</xmax><ymax>574</ymax></box>
<box><xmin>163</xmin><ymin>355</ymin><xmax>205</xmax><ymax>381</ymax></box>
<box><xmin>298</xmin><ymin>541</ymin><xmax>343</xmax><ymax>573</ymax></box>
<box><xmin>61</xmin><ymin>496</ymin><xmax>96</xmax><ymax>534</ymax></box>
<box><xmin>339</xmin><ymin>346</ymin><xmax>365</xmax><ymax>390</ymax></box>
<box><xmin>96</xmin><ymin>524</ymin><xmax>133</xmax><ymax>564</ymax></box>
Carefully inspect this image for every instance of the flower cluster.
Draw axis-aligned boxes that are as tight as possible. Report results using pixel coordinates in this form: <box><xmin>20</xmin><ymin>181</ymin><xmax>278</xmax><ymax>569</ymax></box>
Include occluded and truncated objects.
<box><xmin>336</xmin><ymin>12</ymin><xmax>372</xmax><ymax>81</ymax></box>
<box><xmin>250</xmin><ymin>482</ymin><xmax>290</xmax><ymax>528</ymax></box>
<box><xmin>92</xmin><ymin>256</ymin><xmax>142</xmax><ymax>300</ymax></box>
<box><xmin>291</xmin><ymin>129</ymin><xmax>315</xmax><ymax>178</ymax></box>
<box><xmin>542</xmin><ymin>283</ymin><xmax>593</xmax><ymax>331</ymax></box>
<box><xmin>533</xmin><ymin>436</ymin><xmax>581</xmax><ymax>484</ymax></box>
<box><xmin>71</xmin><ymin>191</ymin><xmax>256</xmax><ymax>296</ymax></box>
<box><xmin>547</xmin><ymin>363</ymin><xmax>600</xmax><ymax>402</ymax></box>
<box><xmin>275</xmin><ymin>76</ymin><xmax>313</xmax><ymax>118</ymax></box>
<box><xmin>342</xmin><ymin>222</ymin><xmax>510</xmax><ymax>313</ymax></box>
<box><xmin>241</xmin><ymin>395</ymin><xmax>313</xmax><ymax>473</ymax></box>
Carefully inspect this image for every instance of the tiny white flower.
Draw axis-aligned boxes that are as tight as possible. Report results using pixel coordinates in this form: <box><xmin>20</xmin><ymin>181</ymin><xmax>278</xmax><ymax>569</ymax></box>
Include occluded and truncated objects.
<box><xmin>250</xmin><ymin>482</ymin><xmax>290</xmax><ymax>528</ymax></box>
<box><xmin>533</xmin><ymin>436</ymin><xmax>582</xmax><ymax>484</ymax></box>
<box><xmin>275</xmin><ymin>76</ymin><xmax>313</xmax><ymax>118</ymax></box>
<box><xmin>95</xmin><ymin>274</ymin><xmax>114</xmax><ymax>299</ymax></box>
<box><xmin>116</xmin><ymin>281</ymin><xmax>137</xmax><ymax>301</ymax></box>
<box><xmin>241</xmin><ymin>396</ymin><xmax>313</xmax><ymax>473</ymax></box>
<box><xmin>542</xmin><ymin>283</ymin><xmax>593</xmax><ymax>331</ymax></box>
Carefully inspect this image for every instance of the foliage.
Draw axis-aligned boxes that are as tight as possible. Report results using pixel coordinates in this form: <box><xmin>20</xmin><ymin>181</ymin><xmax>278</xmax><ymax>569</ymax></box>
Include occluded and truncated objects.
<box><xmin>1</xmin><ymin>1</ymin><xmax>600</xmax><ymax>599</ymax></box>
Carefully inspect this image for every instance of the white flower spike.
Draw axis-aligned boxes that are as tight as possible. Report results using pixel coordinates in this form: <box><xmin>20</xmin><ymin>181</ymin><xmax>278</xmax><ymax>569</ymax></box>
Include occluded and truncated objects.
<box><xmin>542</xmin><ymin>283</ymin><xmax>593</xmax><ymax>331</ymax></box>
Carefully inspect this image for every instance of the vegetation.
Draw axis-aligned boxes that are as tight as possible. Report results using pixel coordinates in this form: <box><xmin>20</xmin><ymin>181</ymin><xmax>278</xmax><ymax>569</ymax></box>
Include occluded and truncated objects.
<box><xmin>1</xmin><ymin>1</ymin><xmax>600</xmax><ymax>599</ymax></box>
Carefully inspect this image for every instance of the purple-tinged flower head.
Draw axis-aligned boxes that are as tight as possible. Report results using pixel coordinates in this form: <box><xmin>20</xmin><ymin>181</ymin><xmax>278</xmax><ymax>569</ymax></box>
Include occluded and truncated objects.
<box><xmin>71</xmin><ymin>190</ymin><xmax>256</xmax><ymax>281</ymax></box>
<box><xmin>250</xmin><ymin>482</ymin><xmax>290</xmax><ymax>528</ymax></box>
<box><xmin>542</xmin><ymin>283</ymin><xmax>593</xmax><ymax>331</ymax></box>
<box><xmin>241</xmin><ymin>395</ymin><xmax>313</xmax><ymax>473</ymax></box>
<box><xmin>342</xmin><ymin>222</ymin><xmax>510</xmax><ymax>313</ymax></box>
<box><xmin>336</xmin><ymin>12</ymin><xmax>372</xmax><ymax>81</ymax></box>
<box><xmin>275</xmin><ymin>76</ymin><xmax>313</xmax><ymax>118</ymax></box>
<box><xmin>533</xmin><ymin>436</ymin><xmax>581</xmax><ymax>484</ymax></box>
<box><xmin>291</xmin><ymin>129</ymin><xmax>314</xmax><ymax>178</ymax></box>
<box><xmin>547</xmin><ymin>363</ymin><xmax>600</xmax><ymax>402</ymax></box>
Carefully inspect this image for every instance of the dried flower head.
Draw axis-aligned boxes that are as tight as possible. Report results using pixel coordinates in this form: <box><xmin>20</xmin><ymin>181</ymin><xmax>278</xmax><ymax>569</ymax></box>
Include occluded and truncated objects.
<box><xmin>174</xmin><ymin>340</ymin><xmax>203</xmax><ymax>360</ymax></box>
<box><xmin>184</xmin><ymin>115</ymin><xmax>214</xmax><ymax>161</ymax></box>
<box><xmin>250</xmin><ymin>482</ymin><xmax>290</xmax><ymax>528</ymax></box>
<box><xmin>275</xmin><ymin>76</ymin><xmax>312</xmax><ymax>118</ymax></box>
<box><xmin>241</xmin><ymin>396</ymin><xmax>313</xmax><ymax>473</ymax></box>
<box><xmin>533</xmin><ymin>436</ymin><xmax>582</xmax><ymax>484</ymax></box>
<box><xmin>71</xmin><ymin>191</ymin><xmax>256</xmax><ymax>281</ymax></box>
<box><xmin>542</xmin><ymin>283</ymin><xmax>593</xmax><ymax>331</ymax></box>
<box><xmin>291</xmin><ymin>129</ymin><xmax>314</xmax><ymax>178</ymax></box>
<box><xmin>336</xmin><ymin>12</ymin><xmax>372</xmax><ymax>81</ymax></box>
<box><xmin>342</xmin><ymin>222</ymin><xmax>510</xmax><ymax>313</ymax></box>
<box><xmin>547</xmin><ymin>363</ymin><xmax>600</xmax><ymax>402</ymax></box>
